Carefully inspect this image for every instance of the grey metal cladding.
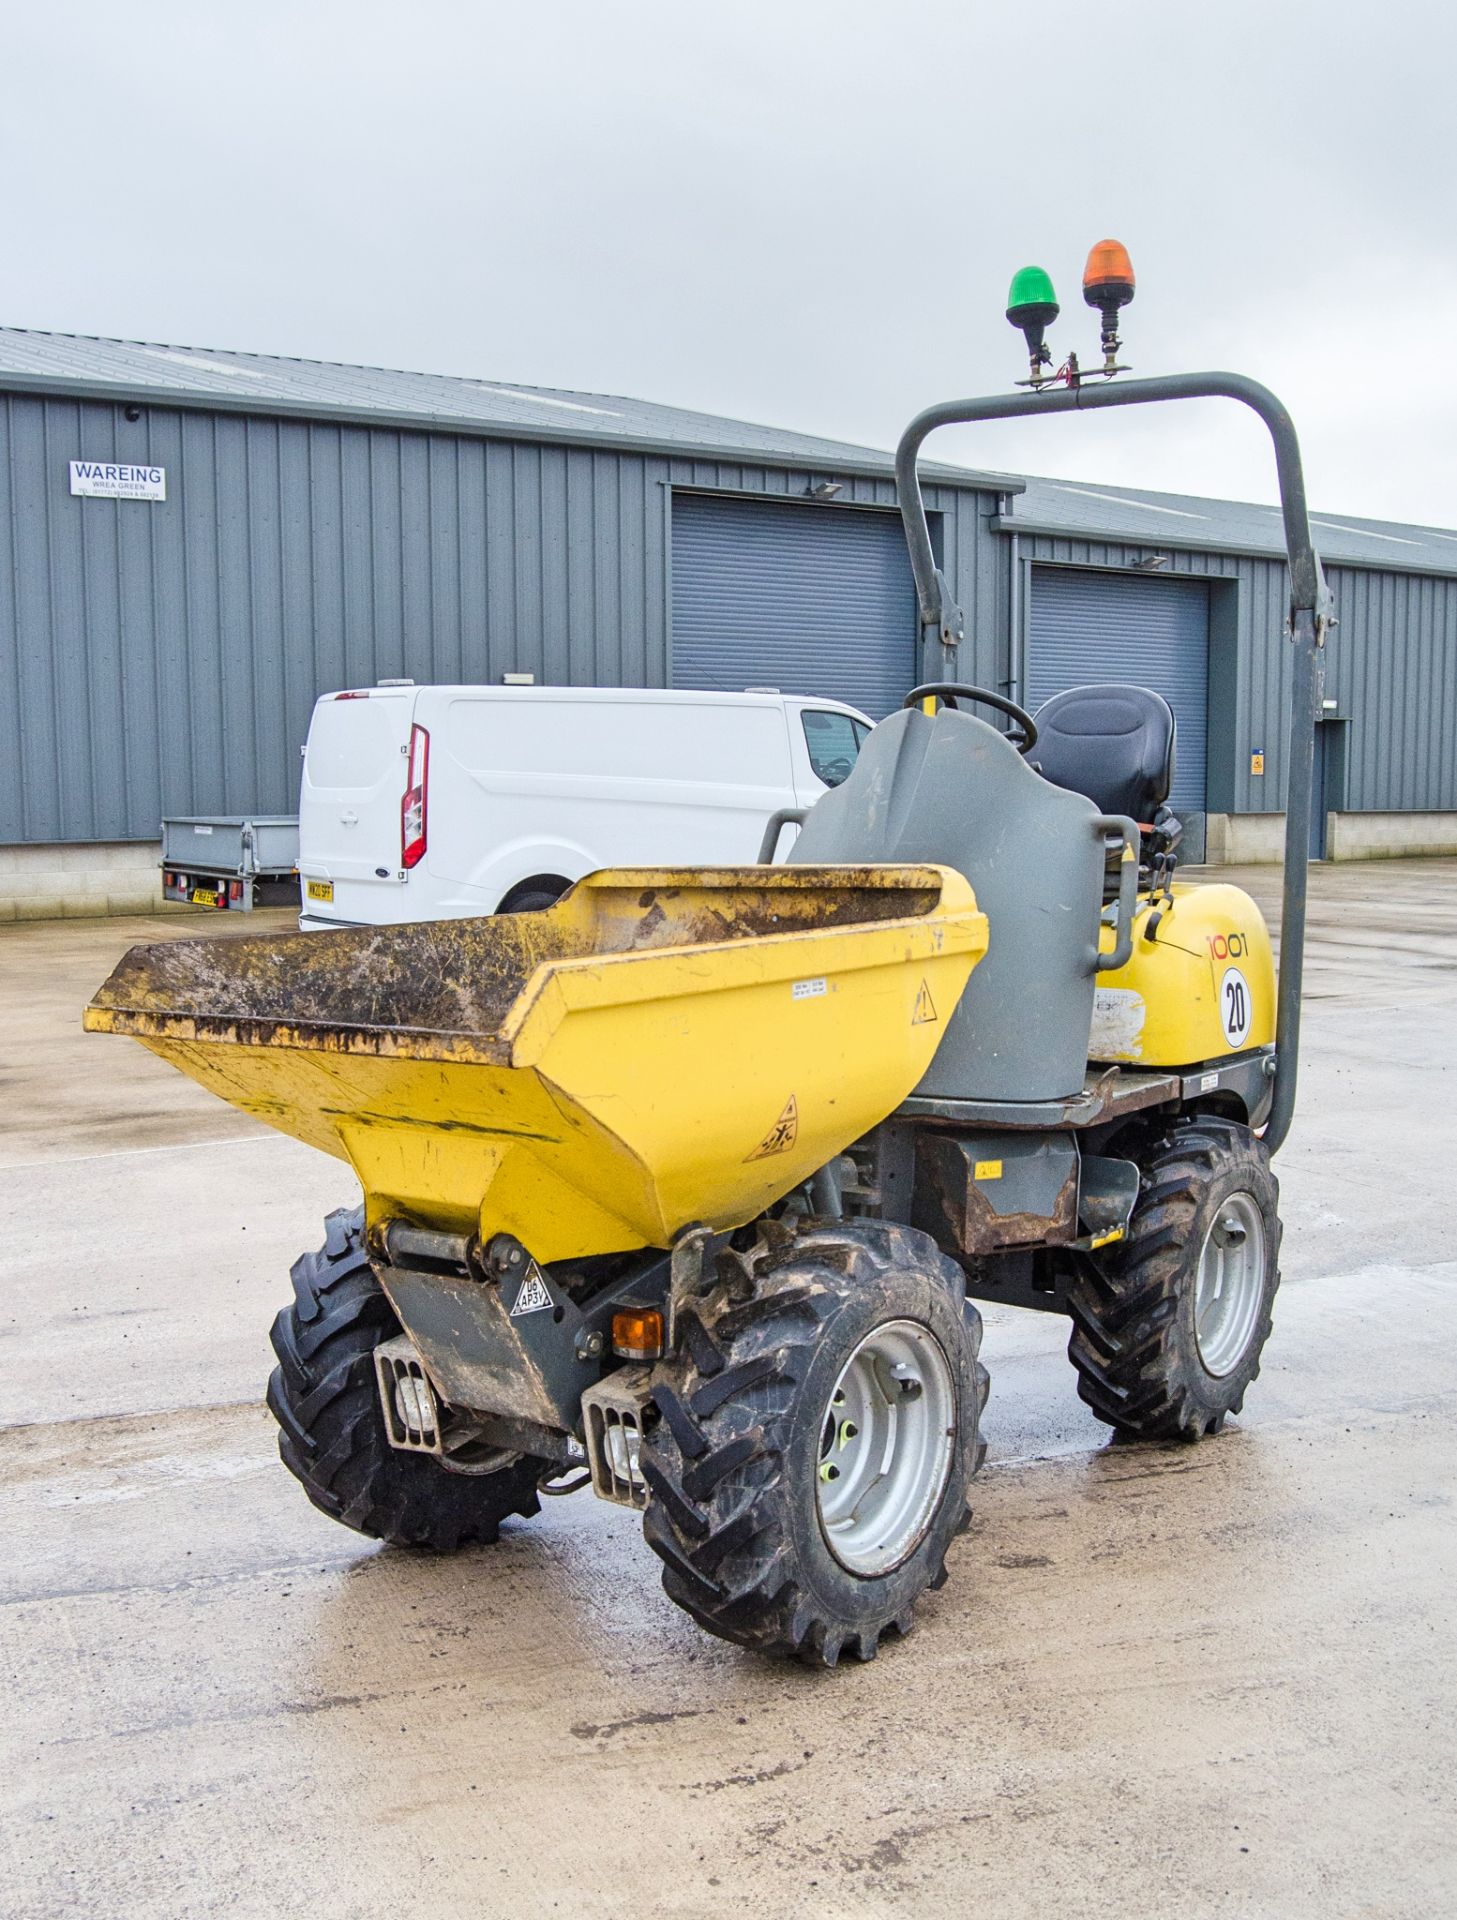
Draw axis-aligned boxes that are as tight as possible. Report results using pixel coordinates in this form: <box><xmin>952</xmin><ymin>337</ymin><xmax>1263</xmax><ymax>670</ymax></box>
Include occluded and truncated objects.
<box><xmin>0</xmin><ymin>389</ymin><xmax>1001</xmax><ymax>844</ymax></box>
<box><xmin>6</xmin><ymin>324</ymin><xmax>1454</xmax><ymax>847</ymax></box>
<box><xmin>0</xmin><ymin>326</ymin><xmax>1013</xmax><ymax>488</ymax></box>
<box><xmin>1014</xmin><ymin>533</ymin><xmax>1457</xmax><ymax>816</ymax></box>
<box><xmin>1325</xmin><ymin>562</ymin><xmax>1457</xmax><ymax>814</ymax></box>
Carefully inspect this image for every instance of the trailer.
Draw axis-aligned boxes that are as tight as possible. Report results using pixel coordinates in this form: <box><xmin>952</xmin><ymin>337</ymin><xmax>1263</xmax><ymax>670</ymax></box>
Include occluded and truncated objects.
<box><xmin>161</xmin><ymin>816</ymin><xmax>301</xmax><ymax>912</ymax></box>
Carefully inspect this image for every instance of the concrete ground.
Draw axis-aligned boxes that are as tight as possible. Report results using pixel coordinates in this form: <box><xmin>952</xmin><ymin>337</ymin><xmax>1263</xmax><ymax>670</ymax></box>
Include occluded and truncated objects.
<box><xmin>3</xmin><ymin>866</ymin><xmax>1455</xmax><ymax>1919</ymax></box>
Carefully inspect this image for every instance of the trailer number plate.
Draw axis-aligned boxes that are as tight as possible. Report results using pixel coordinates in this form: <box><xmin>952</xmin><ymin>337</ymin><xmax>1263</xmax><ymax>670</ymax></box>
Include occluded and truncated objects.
<box><xmin>306</xmin><ymin>880</ymin><xmax>334</xmax><ymax>903</ymax></box>
<box><xmin>191</xmin><ymin>887</ymin><xmax>219</xmax><ymax>908</ymax></box>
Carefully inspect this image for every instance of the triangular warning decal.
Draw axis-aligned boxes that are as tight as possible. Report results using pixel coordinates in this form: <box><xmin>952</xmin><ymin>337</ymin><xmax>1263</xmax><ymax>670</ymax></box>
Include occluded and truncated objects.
<box><xmin>912</xmin><ymin>978</ymin><xmax>938</xmax><ymax>1025</ymax></box>
<box><xmin>746</xmin><ymin>1094</ymin><xmax>799</xmax><ymax>1161</ymax></box>
<box><xmin>510</xmin><ymin>1267</ymin><xmax>553</xmax><ymax>1316</ymax></box>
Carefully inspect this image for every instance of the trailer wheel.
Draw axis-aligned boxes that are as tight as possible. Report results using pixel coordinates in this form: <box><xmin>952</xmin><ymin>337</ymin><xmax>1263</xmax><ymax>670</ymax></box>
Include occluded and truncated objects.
<box><xmin>1066</xmin><ymin>1117</ymin><xmax>1281</xmax><ymax>1441</ymax></box>
<box><xmin>266</xmin><ymin>1207</ymin><xmax>542</xmax><ymax>1548</ymax></box>
<box><xmin>640</xmin><ymin>1220</ymin><xmax>987</xmax><ymax>1666</ymax></box>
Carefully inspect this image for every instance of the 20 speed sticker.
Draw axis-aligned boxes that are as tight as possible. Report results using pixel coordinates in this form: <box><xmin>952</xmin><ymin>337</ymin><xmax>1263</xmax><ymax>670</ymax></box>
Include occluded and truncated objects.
<box><xmin>1220</xmin><ymin>965</ymin><xmax>1252</xmax><ymax>1047</ymax></box>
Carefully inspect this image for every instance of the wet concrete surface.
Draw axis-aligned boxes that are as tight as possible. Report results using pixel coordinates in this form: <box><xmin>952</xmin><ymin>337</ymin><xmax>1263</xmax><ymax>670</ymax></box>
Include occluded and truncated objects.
<box><xmin>3</xmin><ymin>868</ymin><xmax>1455</xmax><ymax>1917</ymax></box>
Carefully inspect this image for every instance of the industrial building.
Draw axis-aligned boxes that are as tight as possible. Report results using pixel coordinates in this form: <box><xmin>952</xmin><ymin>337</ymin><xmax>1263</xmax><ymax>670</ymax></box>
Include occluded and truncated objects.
<box><xmin>2</xmin><ymin>326</ymin><xmax>1455</xmax><ymax>917</ymax></box>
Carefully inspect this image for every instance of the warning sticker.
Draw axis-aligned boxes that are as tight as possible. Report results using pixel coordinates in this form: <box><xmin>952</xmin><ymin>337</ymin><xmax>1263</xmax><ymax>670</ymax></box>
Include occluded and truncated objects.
<box><xmin>510</xmin><ymin>1267</ymin><xmax>553</xmax><ymax>1317</ymax></box>
<box><xmin>912</xmin><ymin>979</ymin><xmax>938</xmax><ymax>1025</ymax></box>
<box><xmin>746</xmin><ymin>1094</ymin><xmax>799</xmax><ymax>1161</ymax></box>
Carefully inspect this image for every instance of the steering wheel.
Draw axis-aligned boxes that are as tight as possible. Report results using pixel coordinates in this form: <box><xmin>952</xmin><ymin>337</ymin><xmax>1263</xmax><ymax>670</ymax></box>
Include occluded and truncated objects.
<box><xmin>903</xmin><ymin>682</ymin><xmax>1038</xmax><ymax>753</ymax></box>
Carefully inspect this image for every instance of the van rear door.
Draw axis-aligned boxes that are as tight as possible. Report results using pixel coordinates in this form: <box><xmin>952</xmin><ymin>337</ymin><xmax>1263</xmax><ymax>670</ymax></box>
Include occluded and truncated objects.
<box><xmin>298</xmin><ymin>688</ymin><xmax>416</xmax><ymax>924</ymax></box>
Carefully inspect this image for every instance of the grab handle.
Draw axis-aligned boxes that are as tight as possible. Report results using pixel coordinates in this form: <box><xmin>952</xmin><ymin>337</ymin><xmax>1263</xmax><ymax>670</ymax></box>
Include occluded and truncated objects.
<box><xmin>757</xmin><ymin>807</ymin><xmax>808</xmax><ymax>864</ymax></box>
<box><xmin>1093</xmin><ymin>815</ymin><xmax>1141</xmax><ymax>972</ymax></box>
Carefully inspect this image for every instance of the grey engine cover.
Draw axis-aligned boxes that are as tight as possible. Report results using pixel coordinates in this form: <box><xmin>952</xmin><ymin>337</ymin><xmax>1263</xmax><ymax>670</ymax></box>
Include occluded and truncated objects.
<box><xmin>789</xmin><ymin>706</ymin><xmax>1105</xmax><ymax>1102</ymax></box>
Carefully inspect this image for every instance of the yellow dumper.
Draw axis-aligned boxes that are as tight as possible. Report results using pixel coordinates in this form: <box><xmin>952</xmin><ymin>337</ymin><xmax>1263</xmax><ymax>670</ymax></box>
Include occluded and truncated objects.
<box><xmin>87</xmin><ymin>865</ymin><xmax>986</xmax><ymax>1258</ymax></box>
<box><xmin>87</xmin><ymin>863</ymin><xmax>1001</xmax><ymax>1662</ymax></box>
<box><xmin>88</xmin><ymin>270</ymin><xmax>1324</xmax><ymax>1663</ymax></box>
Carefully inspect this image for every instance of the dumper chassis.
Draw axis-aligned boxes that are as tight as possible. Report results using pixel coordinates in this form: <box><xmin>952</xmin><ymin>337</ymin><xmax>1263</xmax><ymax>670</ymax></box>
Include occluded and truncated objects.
<box><xmin>89</xmin><ymin>331</ymin><xmax>1330</xmax><ymax>1666</ymax></box>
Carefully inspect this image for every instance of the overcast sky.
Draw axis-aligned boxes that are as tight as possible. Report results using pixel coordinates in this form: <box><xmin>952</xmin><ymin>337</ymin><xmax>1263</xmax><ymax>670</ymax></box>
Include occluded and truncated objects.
<box><xmin>4</xmin><ymin>1</ymin><xmax>1454</xmax><ymax>527</ymax></box>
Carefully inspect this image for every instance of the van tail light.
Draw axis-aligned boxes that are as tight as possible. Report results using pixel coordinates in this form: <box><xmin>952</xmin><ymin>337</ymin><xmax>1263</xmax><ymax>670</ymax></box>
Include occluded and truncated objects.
<box><xmin>401</xmin><ymin>724</ymin><xmax>430</xmax><ymax>869</ymax></box>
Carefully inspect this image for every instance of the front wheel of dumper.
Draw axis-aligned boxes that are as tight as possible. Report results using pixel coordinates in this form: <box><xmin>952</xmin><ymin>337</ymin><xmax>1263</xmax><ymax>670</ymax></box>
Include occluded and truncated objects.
<box><xmin>266</xmin><ymin>1207</ymin><xmax>543</xmax><ymax>1549</ymax></box>
<box><xmin>640</xmin><ymin>1220</ymin><xmax>988</xmax><ymax>1666</ymax></box>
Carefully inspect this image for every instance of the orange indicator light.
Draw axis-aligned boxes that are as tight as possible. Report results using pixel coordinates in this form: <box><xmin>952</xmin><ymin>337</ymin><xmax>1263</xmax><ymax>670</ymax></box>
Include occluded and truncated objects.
<box><xmin>611</xmin><ymin>1308</ymin><xmax>664</xmax><ymax>1361</ymax></box>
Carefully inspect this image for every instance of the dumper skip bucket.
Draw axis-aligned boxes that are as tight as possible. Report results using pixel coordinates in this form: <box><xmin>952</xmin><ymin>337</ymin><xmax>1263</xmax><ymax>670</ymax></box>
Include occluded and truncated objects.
<box><xmin>85</xmin><ymin>865</ymin><xmax>988</xmax><ymax>1260</ymax></box>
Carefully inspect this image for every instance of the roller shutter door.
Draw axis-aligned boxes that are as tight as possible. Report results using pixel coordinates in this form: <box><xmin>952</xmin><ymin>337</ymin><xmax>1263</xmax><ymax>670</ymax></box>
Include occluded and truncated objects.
<box><xmin>671</xmin><ymin>494</ymin><xmax>917</xmax><ymax>719</ymax></box>
<box><xmin>1028</xmin><ymin>567</ymin><xmax>1210</xmax><ymax>814</ymax></box>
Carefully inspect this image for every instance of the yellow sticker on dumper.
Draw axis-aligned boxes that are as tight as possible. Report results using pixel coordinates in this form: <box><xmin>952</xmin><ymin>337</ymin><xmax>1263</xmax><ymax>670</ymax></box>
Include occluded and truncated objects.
<box><xmin>974</xmin><ymin>1159</ymin><xmax>1003</xmax><ymax>1181</ymax></box>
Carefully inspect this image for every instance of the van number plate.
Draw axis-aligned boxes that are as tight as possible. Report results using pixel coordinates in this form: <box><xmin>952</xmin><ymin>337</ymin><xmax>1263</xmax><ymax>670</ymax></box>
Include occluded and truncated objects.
<box><xmin>306</xmin><ymin>880</ymin><xmax>334</xmax><ymax>903</ymax></box>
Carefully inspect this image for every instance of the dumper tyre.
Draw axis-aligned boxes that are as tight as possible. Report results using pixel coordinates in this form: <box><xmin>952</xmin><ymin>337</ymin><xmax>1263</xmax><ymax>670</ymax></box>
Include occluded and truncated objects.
<box><xmin>266</xmin><ymin>1207</ymin><xmax>542</xmax><ymax>1548</ymax></box>
<box><xmin>1065</xmin><ymin>1117</ymin><xmax>1281</xmax><ymax>1441</ymax></box>
<box><xmin>640</xmin><ymin>1220</ymin><xmax>987</xmax><ymax>1667</ymax></box>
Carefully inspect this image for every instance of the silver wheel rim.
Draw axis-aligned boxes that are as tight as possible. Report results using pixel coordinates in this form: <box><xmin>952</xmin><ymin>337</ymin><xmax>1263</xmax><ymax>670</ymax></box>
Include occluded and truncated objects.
<box><xmin>815</xmin><ymin>1319</ymin><xmax>956</xmax><ymax>1576</ymax></box>
<box><xmin>1195</xmin><ymin>1191</ymin><xmax>1267</xmax><ymax>1377</ymax></box>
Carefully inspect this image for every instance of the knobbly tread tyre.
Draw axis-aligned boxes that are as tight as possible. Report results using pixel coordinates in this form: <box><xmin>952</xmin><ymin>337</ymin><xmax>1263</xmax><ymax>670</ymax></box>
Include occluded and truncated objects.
<box><xmin>266</xmin><ymin>1206</ymin><xmax>542</xmax><ymax>1548</ymax></box>
<box><xmin>640</xmin><ymin>1219</ymin><xmax>987</xmax><ymax>1667</ymax></box>
<box><xmin>1065</xmin><ymin>1117</ymin><xmax>1281</xmax><ymax>1442</ymax></box>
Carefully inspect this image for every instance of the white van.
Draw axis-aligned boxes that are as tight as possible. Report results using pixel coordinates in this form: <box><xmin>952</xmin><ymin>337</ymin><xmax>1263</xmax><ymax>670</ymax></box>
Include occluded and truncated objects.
<box><xmin>297</xmin><ymin>684</ymin><xmax>872</xmax><ymax>930</ymax></box>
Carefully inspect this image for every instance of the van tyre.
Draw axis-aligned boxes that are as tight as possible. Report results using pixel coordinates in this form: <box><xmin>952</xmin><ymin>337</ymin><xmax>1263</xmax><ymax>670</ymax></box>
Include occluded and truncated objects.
<box><xmin>266</xmin><ymin>1207</ymin><xmax>542</xmax><ymax>1548</ymax></box>
<box><xmin>498</xmin><ymin>879</ymin><xmax>569</xmax><ymax>914</ymax></box>
<box><xmin>640</xmin><ymin>1220</ymin><xmax>987</xmax><ymax>1667</ymax></box>
<box><xmin>1066</xmin><ymin>1118</ymin><xmax>1281</xmax><ymax>1441</ymax></box>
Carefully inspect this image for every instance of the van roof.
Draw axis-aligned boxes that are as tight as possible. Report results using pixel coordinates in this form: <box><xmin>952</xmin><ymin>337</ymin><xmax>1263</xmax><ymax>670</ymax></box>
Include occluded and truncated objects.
<box><xmin>321</xmin><ymin>684</ymin><xmax>870</xmax><ymax>715</ymax></box>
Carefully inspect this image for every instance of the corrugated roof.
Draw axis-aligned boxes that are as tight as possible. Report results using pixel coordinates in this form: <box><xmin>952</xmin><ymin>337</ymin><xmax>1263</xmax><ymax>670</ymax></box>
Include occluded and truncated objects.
<box><xmin>7</xmin><ymin>328</ymin><xmax>1452</xmax><ymax>573</ymax></box>
<box><xmin>0</xmin><ymin>325</ymin><xmax>1006</xmax><ymax>488</ymax></box>
<box><xmin>1007</xmin><ymin>474</ymin><xmax>1457</xmax><ymax>577</ymax></box>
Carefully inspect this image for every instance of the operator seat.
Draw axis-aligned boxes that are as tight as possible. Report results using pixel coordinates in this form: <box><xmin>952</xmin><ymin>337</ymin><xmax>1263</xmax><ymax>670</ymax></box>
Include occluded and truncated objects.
<box><xmin>1027</xmin><ymin>684</ymin><xmax>1181</xmax><ymax>871</ymax></box>
<box><xmin>788</xmin><ymin>705</ymin><xmax>1112</xmax><ymax>1103</ymax></box>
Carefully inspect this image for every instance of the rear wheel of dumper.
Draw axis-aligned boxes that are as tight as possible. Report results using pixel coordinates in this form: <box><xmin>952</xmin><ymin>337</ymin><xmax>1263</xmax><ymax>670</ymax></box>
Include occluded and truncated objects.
<box><xmin>640</xmin><ymin>1220</ymin><xmax>987</xmax><ymax>1666</ymax></box>
<box><xmin>1065</xmin><ymin>1117</ymin><xmax>1281</xmax><ymax>1441</ymax></box>
<box><xmin>266</xmin><ymin>1206</ymin><xmax>542</xmax><ymax>1547</ymax></box>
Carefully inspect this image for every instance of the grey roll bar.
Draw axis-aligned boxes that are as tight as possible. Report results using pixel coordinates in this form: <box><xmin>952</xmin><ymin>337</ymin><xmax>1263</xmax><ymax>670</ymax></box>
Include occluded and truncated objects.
<box><xmin>894</xmin><ymin>373</ymin><xmax>1333</xmax><ymax>1155</ymax></box>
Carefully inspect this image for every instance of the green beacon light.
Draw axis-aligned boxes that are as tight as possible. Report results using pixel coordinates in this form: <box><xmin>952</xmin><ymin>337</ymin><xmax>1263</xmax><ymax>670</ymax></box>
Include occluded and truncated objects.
<box><xmin>1006</xmin><ymin>266</ymin><xmax>1059</xmax><ymax>383</ymax></box>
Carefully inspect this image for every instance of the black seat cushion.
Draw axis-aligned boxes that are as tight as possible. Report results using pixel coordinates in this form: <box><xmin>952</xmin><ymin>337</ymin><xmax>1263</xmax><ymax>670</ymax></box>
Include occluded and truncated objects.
<box><xmin>1028</xmin><ymin>684</ymin><xmax>1176</xmax><ymax>824</ymax></box>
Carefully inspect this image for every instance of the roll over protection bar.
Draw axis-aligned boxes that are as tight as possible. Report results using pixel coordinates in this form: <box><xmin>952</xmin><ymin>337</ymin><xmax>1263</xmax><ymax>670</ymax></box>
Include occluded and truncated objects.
<box><xmin>894</xmin><ymin>373</ymin><xmax>1333</xmax><ymax>1154</ymax></box>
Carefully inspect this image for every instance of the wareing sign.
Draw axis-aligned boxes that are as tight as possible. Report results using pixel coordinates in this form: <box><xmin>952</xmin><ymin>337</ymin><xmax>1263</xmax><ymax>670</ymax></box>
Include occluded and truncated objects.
<box><xmin>69</xmin><ymin>460</ymin><xmax>167</xmax><ymax>502</ymax></box>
